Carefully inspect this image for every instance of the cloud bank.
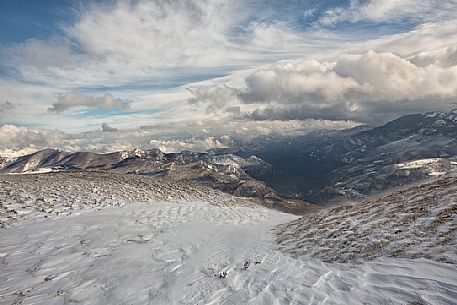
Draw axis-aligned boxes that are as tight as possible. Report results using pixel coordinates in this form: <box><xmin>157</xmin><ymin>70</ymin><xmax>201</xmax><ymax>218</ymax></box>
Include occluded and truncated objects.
<box><xmin>189</xmin><ymin>47</ymin><xmax>457</xmax><ymax>123</ymax></box>
<box><xmin>0</xmin><ymin>119</ymin><xmax>357</xmax><ymax>157</ymax></box>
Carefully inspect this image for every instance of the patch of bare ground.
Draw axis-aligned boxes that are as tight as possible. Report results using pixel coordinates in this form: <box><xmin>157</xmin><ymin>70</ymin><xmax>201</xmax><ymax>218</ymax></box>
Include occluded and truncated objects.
<box><xmin>276</xmin><ymin>176</ymin><xmax>457</xmax><ymax>264</ymax></box>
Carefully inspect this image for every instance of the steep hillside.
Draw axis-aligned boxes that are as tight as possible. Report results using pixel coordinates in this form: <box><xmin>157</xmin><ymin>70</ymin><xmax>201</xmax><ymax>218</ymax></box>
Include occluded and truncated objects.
<box><xmin>276</xmin><ymin>175</ymin><xmax>457</xmax><ymax>264</ymax></box>
<box><xmin>238</xmin><ymin>110</ymin><xmax>457</xmax><ymax>202</ymax></box>
<box><xmin>1</xmin><ymin>148</ymin><xmax>70</xmax><ymax>173</ymax></box>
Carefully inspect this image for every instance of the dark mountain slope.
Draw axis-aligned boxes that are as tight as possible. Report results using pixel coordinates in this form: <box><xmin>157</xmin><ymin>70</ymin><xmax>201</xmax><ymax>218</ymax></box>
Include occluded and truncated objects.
<box><xmin>237</xmin><ymin>110</ymin><xmax>457</xmax><ymax>202</ymax></box>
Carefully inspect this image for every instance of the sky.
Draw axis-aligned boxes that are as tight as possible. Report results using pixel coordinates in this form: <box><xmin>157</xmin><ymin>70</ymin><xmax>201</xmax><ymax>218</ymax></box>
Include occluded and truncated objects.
<box><xmin>1</xmin><ymin>0</ymin><xmax>457</xmax><ymax>156</ymax></box>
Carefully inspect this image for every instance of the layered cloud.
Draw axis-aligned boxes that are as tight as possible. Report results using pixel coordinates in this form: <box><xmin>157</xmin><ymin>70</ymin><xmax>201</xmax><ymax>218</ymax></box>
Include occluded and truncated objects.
<box><xmin>1</xmin><ymin>0</ymin><xmax>457</xmax><ymax>152</ymax></box>
<box><xmin>189</xmin><ymin>47</ymin><xmax>457</xmax><ymax>123</ymax></box>
<box><xmin>0</xmin><ymin>0</ymin><xmax>325</xmax><ymax>89</ymax></box>
<box><xmin>319</xmin><ymin>0</ymin><xmax>457</xmax><ymax>25</ymax></box>
<box><xmin>48</xmin><ymin>93</ymin><xmax>129</xmax><ymax>113</ymax></box>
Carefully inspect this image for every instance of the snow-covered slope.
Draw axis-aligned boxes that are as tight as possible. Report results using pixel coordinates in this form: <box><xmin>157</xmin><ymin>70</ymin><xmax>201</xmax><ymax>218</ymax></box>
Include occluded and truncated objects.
<box><xmin>0</xmin><ymin>148</ymin><xmax>308</xmax><ymax>211</ymax></box>
<box><xmin>277</xmin><ymin>176</ymin><xmax>457</xmax><ymax>264</ymax></box>
<box><xmin>0</xmin><ymin>148</ymin><xmax>70</xmax><ymax>173</ymax></box>
<box><xmin>0</xmin><ymin>155</ymin><xmax>11</xmax><ymax>170</ymax></box>
<box><xmin>1</xmin><ymin>201</ymin><xmax>456</xmax><ymax>305</ymax></box>
<box><xmin>0</xmin><ymin>171</ymin><xmax>258</xmax><ymax>228</ymax></box>
<box><xmin>322</xmin><ymin>157</ymin><xmax>457</xmax><ymax>200</ymax></box>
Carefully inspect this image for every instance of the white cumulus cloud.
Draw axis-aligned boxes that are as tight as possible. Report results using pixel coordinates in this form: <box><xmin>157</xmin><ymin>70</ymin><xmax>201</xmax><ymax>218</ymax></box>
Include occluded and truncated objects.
<box><xmin>189</xmin><ymin>48</ymin><xmax>457</xmax><ymax>123</ymax></box>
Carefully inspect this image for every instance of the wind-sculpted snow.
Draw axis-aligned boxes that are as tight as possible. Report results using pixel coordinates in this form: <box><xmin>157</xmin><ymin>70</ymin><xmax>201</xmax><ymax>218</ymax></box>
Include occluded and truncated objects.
<box><xmin>1</xmin><ymin>202</ymin><xmax>456</xmax><ymax>305</ymax></box>
<box><xmin>0</xmin><ymin>171</ymin><xmax>257</xmax><ymax>228</ymax></box>
<box><xmin>1</xmin><ymin>172</ymin><xmax>456</xmax><ymax>304</ymax></box>
<box><xmin>277</xmin><ymin>176</ymin><xmax>457</xmax><ymax>264</ymax></box>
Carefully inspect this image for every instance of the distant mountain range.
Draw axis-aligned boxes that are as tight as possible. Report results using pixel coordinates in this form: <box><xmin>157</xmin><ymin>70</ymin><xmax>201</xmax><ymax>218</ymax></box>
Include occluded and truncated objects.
<box><xmin>0</xmin><ymin>146</ymin><xmax>311</xmax><ymax>213</ymax></box>
<box><xmin>237</xmin><ymin>109</ymin><xmax>457</xmax><ymax>203</ymax></box>
<box><xmin>1</xmin><ymin>110</ymin><xmax>457</xmax><ymax>205</ymax></box>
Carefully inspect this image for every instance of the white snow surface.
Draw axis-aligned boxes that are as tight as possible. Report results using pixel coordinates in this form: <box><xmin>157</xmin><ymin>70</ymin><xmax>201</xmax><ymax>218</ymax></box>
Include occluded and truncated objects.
<box><xmin>1</xmin><ymin>202</ymin><xmax>456</xmax><ymax>305</ymax></box>
<box><xmin>393</xmin><ymin>158</ymin><xmax>454</xmax><ymax>176</ymax></box>
<box><xmin>395</xmin><ymin>158</ymin><xmax>445</xmax><ymax>170</ymax></box>
<box><xmin>7</xmin><ymin>168</ymin><xmax>55</xmax><ymax>175</ymax></box>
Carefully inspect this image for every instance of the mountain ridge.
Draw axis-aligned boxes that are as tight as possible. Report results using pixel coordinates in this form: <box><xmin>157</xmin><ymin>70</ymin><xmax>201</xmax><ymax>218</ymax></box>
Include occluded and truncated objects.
<box><xmin>236</xmin><ymin>109</ymin><xmax>457</xmax><ymax>202</ymax></box>
<box><xmin>2</xmin><ymin>109</ymin><xmax>457</xmax><ymax>205</ymax></box>
<box><xmin>0</xmin><ymin>146</ymin><xmax>313</xmax><ymax>213</ymax></box>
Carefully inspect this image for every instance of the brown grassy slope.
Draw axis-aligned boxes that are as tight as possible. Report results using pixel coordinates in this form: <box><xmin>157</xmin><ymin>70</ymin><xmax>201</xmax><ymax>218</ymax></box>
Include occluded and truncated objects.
<box><xmin>276</xmin><ymin>176</ymin><xmax>457</xmax><ymax>263</ymax></box>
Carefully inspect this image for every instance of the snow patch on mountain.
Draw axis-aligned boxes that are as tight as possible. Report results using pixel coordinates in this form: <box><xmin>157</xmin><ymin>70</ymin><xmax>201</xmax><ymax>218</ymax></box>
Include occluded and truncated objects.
<box><xmin>394</xmin><ymin>158</ymin><xmax>454</xmax><ymax>176</ymax></box>
<box><xmin>396</xmin><ymin>158</ymin><xmax>445</xmax><ymax>169</ymax></box>
<box><xmin>8</xmin><ymin>167</ymin><xmax>55</xmax><ymax>175</ymax></box>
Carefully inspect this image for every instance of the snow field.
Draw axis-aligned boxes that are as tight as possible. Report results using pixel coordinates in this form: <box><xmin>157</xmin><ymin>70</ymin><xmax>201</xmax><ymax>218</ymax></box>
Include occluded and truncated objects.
<box><xmin>1</xmin><ymin>202</ymin><xmax>456</xmax><ymax>305</ymax></box>
<box><xmin>0</xmin><ymin>172</ymin><xmax>257</xmax><ymax>228</ymax></box>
